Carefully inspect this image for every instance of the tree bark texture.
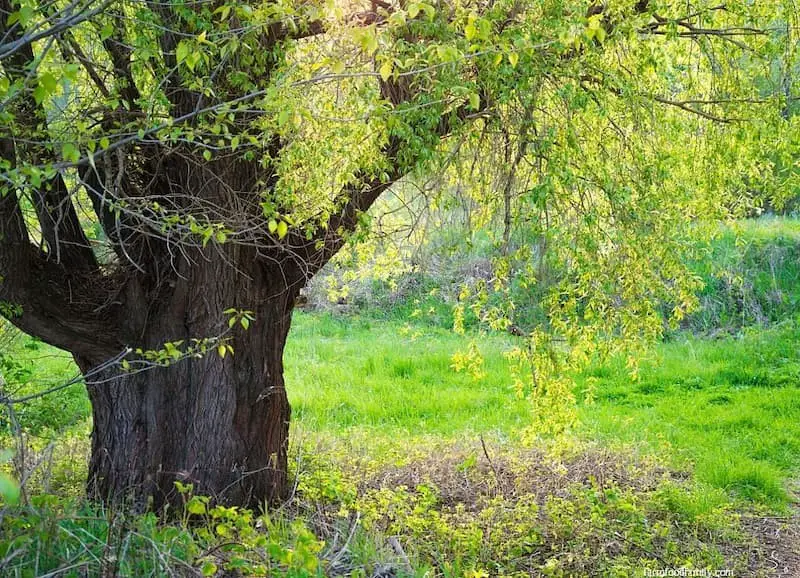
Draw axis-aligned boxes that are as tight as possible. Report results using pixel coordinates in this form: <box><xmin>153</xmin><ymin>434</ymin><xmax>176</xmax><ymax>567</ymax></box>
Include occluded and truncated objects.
<box><xmin>75</xmin><ymin>253</ymin><xmax>299</xmax><ymax>510</ymax></box>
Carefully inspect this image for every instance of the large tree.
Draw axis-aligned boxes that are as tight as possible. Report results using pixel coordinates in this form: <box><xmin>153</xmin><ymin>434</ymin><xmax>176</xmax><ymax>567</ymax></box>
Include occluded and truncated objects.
<box><xmin>0</xmin><ymin>0</ymin><xmax>795</xmax><ymax>508</ymax></box>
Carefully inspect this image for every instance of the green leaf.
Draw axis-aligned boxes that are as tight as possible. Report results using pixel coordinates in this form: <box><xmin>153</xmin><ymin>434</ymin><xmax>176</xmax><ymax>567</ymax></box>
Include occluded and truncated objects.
<box><xmin>33</xmin><ymin>72</ymin><xmax>58</xmax><ymax>104</ymax></box>
<box><xmin>240</xmin><ymin>317</ymin><xmax>250</xmax><ymax>330</ymax></box>
<box><xmin>595</xmin><ymin>26</ymin><xmax>607</xmax><ymax>43</ymax></box>
<box><xmin>388</xmin><ymin>11</ymin><xmax>406</xmax><ymax>27</ymax></box>
<box><xmin>464</xmin><ymin>21</ymin><xmax>477</xmax><ymax>41</ymax></box>
<box><xmin>203</xmin><ymin>149</ymin><xmax>212</xmax><ymax>161</ymax></box>
<box><xmin>216</xmin><ymin>523</ymin><xmax>231</xmax><ymax>537</ymax></box>
<box><xmin>9</xmin><ymin>6</ymin><xmax>34</xmax><ymax>27</ymax></box>
<box><xmin>201</xmin><ymin>562</ymin><xmax>218</xmax><ymax>577</ymax></box>
<box><xmin>356</xmin><ymin>28</ymin><xmax>378</xmax><ymax>55</ymax></box>
<box><xmin>468</xmin><ymin>92</ymin><xmax>480</xmax><ymax>111</ymax></box>
<box><xmin>268</xmin><ymin>219</ymin><xmax>278</xmax><ymax>233</ymax></box>
<box><xmin>214</xmin><ymin>5</ymin><xmax>231</xmax><ymax>20</ymax></box>
<box><xmin>185</xmin><ymin>51</ymin><xmax>202</xmax><ymax>72</ymax></box>
<box><xmin>176</xmin><ymin>41</ymin><xmax>191</xmax><ymax>65</ymax></box>
<box><xmin>276</xmin><ymin>220</ymin><xmax>288</xmax><ymax>239</ymax></box>
<box><xmin>187</xmin><ymin>496</ymin><xmax>207</xmax><ymax>515</ymax></box>
<box><xmin>62</xmin><ymin>142</ymin><xmax>81</xmax><ymax>164</ymax></box>
<box><xmin>379</xmin><ymin>60</ymin><xmax>393</xmax><ymax>82</ymax></box>
<box><xmin>100</xmin><ymin>21</ymin><xmax>114</xmax><ymax>41</ymax></box>
<box><xmin>507</xmin><ymin>52</ymin><xmax>519</xmax><ymax>68</ymax></box>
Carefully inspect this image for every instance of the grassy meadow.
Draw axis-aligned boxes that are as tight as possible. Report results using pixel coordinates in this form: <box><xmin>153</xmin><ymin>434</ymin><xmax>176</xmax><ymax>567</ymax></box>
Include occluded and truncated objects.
<box><xmin>2</xmin><ymin>218</ymin><xmax>800</xmax><ymax>576</ymax></box>
<box><xmin>286</xmin><ymin>311</ymin><xmax>800</xmax><ymax>509</ymax></box>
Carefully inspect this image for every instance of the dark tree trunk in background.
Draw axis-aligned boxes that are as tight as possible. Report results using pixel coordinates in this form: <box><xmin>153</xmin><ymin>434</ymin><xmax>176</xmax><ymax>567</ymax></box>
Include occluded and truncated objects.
<box><xmin>75</xmin><ymin>253</ymin><xmax>300</xmax><ymax>510</ymax></box>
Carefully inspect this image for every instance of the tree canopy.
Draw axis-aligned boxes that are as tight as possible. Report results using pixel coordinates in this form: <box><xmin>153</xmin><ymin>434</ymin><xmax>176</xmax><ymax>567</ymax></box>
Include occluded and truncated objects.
<box><xmin>0</xmin><ymin>0</ymin><xmax>798</xmax><ymax>505</ymax></box>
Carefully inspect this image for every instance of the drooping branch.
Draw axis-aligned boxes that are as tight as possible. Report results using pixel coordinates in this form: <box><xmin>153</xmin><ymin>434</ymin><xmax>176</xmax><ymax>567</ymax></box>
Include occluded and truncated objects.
<box><xmin>264</xmin><ymin>0</ymin><xmax>774</xmax><ymax>289</ymax></box>
<box><xmin>287</xmin><ymin>78</ymin><xmax>488</xmax><ymax>283</ymax></box>
<box><xmin>292</xmin><ymin>135</ymin><xmax>405</xmax><ymax>280</ymax></box>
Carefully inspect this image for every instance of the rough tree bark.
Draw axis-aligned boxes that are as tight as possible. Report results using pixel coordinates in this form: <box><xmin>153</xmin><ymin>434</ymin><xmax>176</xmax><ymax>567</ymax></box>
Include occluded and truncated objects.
<box><xmin>1</xmin><ymin>132</ymin><xmax>395</xmax><ymax>511</ymax></box>
<box><xmin>76</xmin><ymin>252</ymin><xmax>299</xmax><ymax>510</ymax></box>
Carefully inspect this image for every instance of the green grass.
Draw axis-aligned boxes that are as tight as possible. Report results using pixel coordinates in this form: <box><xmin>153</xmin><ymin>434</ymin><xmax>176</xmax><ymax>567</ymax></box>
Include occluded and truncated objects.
<box><xmin>576</xmin><ymin>321</ymin><xmax>800</xmax><ymax>508</ymax></box>
<box><xmin>0</xmin><ymin>336</ymin><xmax>87</xmax><ymax>436</ymax></box>
<box><xmin>285</xmin><ymin>313</ymin><xmax>529</xmax><ymax>439</ymax></box>
<box><xmin>687</xmin><ymin>216</ymin><xmax>800</xmax><ymax>331</ymax></box>
<box><xmin>284</xmin><ymin>312</ymin><xmax>800</xmax><ymax>509</ymax></box>
<box><xmin>5</xmin><ymin>310</ymin><xmax>800</xmax><ymax>509</ymax></box>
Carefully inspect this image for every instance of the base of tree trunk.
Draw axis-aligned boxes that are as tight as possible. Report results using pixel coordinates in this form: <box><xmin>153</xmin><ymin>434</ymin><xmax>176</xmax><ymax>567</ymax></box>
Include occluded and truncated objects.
<box><xmin>76</xmin><ymin>286</ymin><xmax>297</xmax><ymax>511</ymax></box>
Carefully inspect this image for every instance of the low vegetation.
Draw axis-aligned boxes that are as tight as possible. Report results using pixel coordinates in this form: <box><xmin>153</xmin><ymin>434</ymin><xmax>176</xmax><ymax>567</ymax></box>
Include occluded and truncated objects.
<box><xmin>2</xmin><ymin>219</ymin><xmax>800</xmax><ymax>576</ymax></box>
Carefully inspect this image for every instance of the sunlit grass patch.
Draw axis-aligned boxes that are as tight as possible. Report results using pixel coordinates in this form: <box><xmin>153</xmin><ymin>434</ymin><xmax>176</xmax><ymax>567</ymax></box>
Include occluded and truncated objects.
<box><xmin>285</xmin><ymin>313</ymin><xmax>530</xmax><ymax>438</ymax></box>
<box><xmin>578</xmin><ymin>322</ymin><xmax>800</xmax><ymax>510</ymax></box>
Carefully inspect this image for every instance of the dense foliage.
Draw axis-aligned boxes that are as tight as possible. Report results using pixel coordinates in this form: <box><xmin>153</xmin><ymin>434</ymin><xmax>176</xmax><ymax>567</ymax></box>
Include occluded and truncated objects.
<box><xmin>1</xmin><ymin>0</ymin><xmax>797</xmax><ymax>385</ymax></box>
<box><xmin>1</xmin><ymin>0</ymin><xmax>799</xmax><ymax>507</ymax></box>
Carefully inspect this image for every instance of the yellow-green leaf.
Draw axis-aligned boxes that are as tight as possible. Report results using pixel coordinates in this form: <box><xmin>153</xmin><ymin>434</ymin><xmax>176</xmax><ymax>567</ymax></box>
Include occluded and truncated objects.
<box><xmin>187</xmin><ymin>496</ymin><xmax>207</xmax><ymax>515</ymax></box>
<box><xmin>277</xmin><ymin>220</ymin><xmax>288</xmax><ymax>239</ymax></box>
<box><xmin>379</xmin><ymin>60</ymin><xmax>393</xmax><ymax>82</ymax></box>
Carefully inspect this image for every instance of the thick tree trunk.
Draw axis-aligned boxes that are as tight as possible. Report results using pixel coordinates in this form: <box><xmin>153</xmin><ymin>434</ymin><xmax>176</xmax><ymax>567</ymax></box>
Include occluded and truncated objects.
<box><xmin>75</xmin><ymin>255</ymin><xmax>300</xmax><ymax>511</ymax></box>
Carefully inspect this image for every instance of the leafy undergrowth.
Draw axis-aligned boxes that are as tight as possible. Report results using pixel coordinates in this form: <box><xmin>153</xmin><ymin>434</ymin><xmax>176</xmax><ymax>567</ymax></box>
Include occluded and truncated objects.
<box><xmin>3</xmin><ymin>318</ymin><xmax>800</xmax><ymax>574</ymax></box>
<box><xmin>4</xmin><ymin>220</ymin><xmax>800</xmax><ymax>574</ymax></box>
<box><xmin>309</xmin><ymin>216</ymin><xmax>800</xmax><ymax>335</ymax></box>
<box><xmin>687</xmin><ymin>217</ymin><xmax>800</xmax><ymax>332</ymax></box>
<box><xmin>1</xmin><ymin>438</ymin><xmax>791</xmax><ymax>577</ymax></box>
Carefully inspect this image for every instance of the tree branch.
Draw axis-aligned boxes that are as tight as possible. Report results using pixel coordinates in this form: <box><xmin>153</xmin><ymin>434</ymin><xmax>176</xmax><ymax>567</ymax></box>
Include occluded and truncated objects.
<box><xmin>0</xmin><ymin>188</ymin><xmax>122</xmax><ymax>360</ymax></box>
<box><xmin>0</xmin><ymin>0</ymin><xmax>97</xmax><ymax>272</ymax></box>
<box><xmin>0</xmin><ymin>0</ymin><xmax>114</xmax><ymax>64</ymax></box>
